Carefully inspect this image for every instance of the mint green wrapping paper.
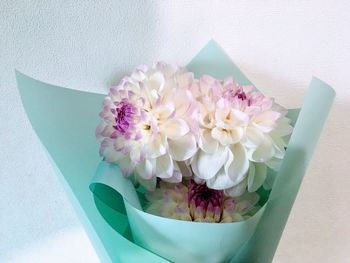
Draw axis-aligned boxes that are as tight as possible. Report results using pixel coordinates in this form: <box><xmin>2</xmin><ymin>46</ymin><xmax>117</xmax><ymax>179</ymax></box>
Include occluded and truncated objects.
<box><xmin>16</xmin><ymin>73</ymin><xmax>167</xmax><ymax>263</ymax></box>
<box><xmin>16</xmin><ymin>40</ymin><xmax>335</xmax><ymax>262</ymax></box>
<box><xmin>91</xmin><ymin>160</ymin><xmax>265</xmax><ymax>263</ymax></box>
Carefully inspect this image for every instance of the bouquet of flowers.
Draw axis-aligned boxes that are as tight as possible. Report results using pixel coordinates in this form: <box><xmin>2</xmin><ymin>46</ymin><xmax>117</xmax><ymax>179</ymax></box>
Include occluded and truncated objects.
<box><xmin>17</xmin><ymin>41</ymin><xmax>335</xmax><ymax>263</ymax></box>
<box><xmin>93</xmin><ymin>60</ymin><xmax>294</xmax><ymax>261</ymax></box>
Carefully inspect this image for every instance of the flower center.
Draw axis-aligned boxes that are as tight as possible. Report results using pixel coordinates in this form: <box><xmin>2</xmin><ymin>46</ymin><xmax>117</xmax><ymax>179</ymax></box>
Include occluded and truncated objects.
<box><xmin>224</xmin><ymin>87</ymin><xmax>250</xmax><ymax>105</ymax></box>
<box><xmin>112</xmin><ymin>100</ymin><xmax>135</xmax><ymax>135</ymax></box>
<box><xmin>235</xmin><ymin>90</ymin><xmax>247</xmax><ymax>101</ymax></box>
<box><xmin>188</xmin><ymin>180</ymin><xmax>224</xmax><ymax>222</ymax></box>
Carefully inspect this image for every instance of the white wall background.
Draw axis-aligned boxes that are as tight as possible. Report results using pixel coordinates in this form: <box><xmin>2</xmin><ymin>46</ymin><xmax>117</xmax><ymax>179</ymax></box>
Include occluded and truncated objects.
<box><xmin>1</xmin><ymin>1</ymin><xmax>349</xmax><ymax>262</ymax></box>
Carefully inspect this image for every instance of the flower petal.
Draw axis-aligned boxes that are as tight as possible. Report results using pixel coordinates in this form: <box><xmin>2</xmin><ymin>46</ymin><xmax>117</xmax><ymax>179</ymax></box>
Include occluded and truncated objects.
<box><xmin>168</xmin><ymin>133</ymin><xmax>197</xmax><ymax>161</ymax></box>
<box><xmin>270</xmin><ymin>135</ymin><xmax>287</xmax><ymax>159</ymax></box>
<box><xmin>99</xmin><ymin>138</ymin><xmax>125</xmax><ymax>163</ymax></box>
<box><xmin>162</xmin><ymin>118</ymin><xmax>190</xmax><ymax>139</ymax></box>
<box><xmin>148</xmin><ymin>72</ymin><xmax>165</xmax><ymax>92</ymax></box>
<box><xmin>253</xmin><ymin>111</ymin><xmax>281</xmax><ymax>133</ymax></box>
<box><xmin>272</xmin><ymin>116</ymin><xmax>293</xmax><ymax>137</ymax></box>
<box><xmin>173</xmin><ymin>89</ymin><xmax>193</xmax><ymax>117</ymax></box>
<box><xmin>199</xmin><ymin>129</ymin><xmax>218</xmax><ymax>154</ymax></box>
<box><xmin>155</xmin><ymin>153</ymin><xmax>173</xmax><ymax>179</ymax></box>
<box><xmin>211</xmin><ymin>127</ymin><xmax>243</xmax><ymax>146</ymax></box>
<box><xmin>192</xmin><ymin>146</ymin><xmax>229</xmax><ymax>180</ymax></box>
<box><xmin>247</xmin><ymin>162</ymin><xmax>267</xmax><ymax>192</ymax></box>
<box><xmin>206</xmin><ymin>167</ymin><xmax>235</xmax><ymax>190</ymax></box>
<box><xmin>249</xmin><ymin>136</ymin><xmax>275</xmax><ymax>162</ymax></box>
<box><xmin>224</xmin><ymin>179</ymin><xmax>248</xmax><ymax>197</ymax></box>
<box><xmin>117</xmin><ymin>156</ymin><xmax>135</xmax><ymax>176</ymax></box>
<box><xmin>234</xmin><ymin>191</ymin><xmax>259</xmax><ymax>213</ymax></box>
<box><xmin>247</xmin><ymin>162</ymin><xmax>256</xmax><ymax>191</ymax></box>
<box><xmin>243</xmin><ymin>127</ymin><xmax>264</xmax><ymax>148</ymax></box>
<box><xmin>129</xmin><ymin>143</ymin><xmax>144</xmax><ymax>163</ymax></box>
<box><xmin>148</xmin><ymin>134</ymin><xmax>166</xmax><ymax>158</ymax></box>
<box><xmin>162</xmin><ymin>170</ymin><xmax>182</xmax><ymax>183</ymax></box>
<box><xmin>154</xmin><ymin>103</ymin><xmax>175</xmax><ymax>120</ymax></box>
<box><xmin>215</xmin><ymin>108</ymin><xmax>249</xmax><ymax>129</ymax></box>
<box><xmin>226</xmin><ymin>143</ymin><xmax>249</xmax><ymax>185</ymax></box>
<box><xmin>136</xmin><ymin>158</ymin><xmax>156</xmax><ymax>179</ymax></box>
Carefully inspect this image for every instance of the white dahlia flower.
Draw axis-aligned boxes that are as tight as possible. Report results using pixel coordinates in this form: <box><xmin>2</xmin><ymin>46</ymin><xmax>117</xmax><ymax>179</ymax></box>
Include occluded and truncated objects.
<box><xmin>96</xmin><ymin>63</ymin><xmax>198</xmax><ymax>190</ymax></box>
<box><xmin>190</xmin><ymin>75</ymin><xmax>293</xmax><ymax>196</ymax></box>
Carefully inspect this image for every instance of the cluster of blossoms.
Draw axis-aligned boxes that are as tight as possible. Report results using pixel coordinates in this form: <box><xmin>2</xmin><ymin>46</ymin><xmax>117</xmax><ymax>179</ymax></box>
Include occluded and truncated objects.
<box><xmin>96</xmin><ymin>63</ymin><xmax>292</xmax><ymax>222</ymax></box>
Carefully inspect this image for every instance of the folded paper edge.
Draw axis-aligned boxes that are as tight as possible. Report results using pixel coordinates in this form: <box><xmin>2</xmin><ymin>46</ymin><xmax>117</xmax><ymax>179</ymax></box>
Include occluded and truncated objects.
<box><xmin>232</xmin><ymin>77</ymin><xmax>335</xmax><ymax>263</ymax></box>
<box><xmin>91</xmin><ymin>161</ymin><xmax>267</xmax><ymax>226</ymax></box>
<box><xmin>15</xmin><ymin>70</ymin><xmax>168</xmax><ymax>263</ymax></box>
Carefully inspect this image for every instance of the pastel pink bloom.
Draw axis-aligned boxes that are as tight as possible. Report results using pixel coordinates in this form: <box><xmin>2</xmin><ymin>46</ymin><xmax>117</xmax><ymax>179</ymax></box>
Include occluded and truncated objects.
<box><xmin>146</xmin><ymin>180</ymin><xmax>259</xmax><ymax>223</ymax></box>
<box><xmin>96</xmin><ymin>63</ymin><xmax>198</xmax><ymax>190</ymax></box>
<box><xmin>190</xmin><ymin>76</ymin><xmax>293</xmax><ymax>196</ymax></box>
